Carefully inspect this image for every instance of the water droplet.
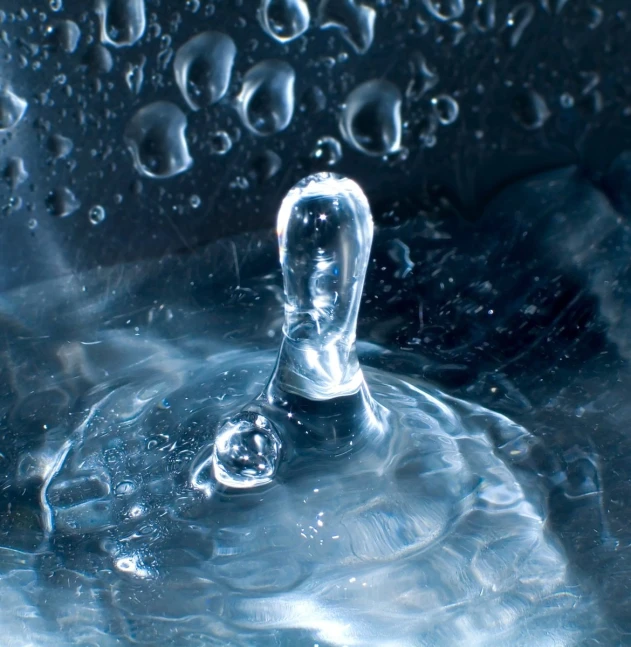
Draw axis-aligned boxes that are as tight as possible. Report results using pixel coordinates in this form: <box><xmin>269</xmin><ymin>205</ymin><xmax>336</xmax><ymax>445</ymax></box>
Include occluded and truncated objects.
<box><xmin>124</xmin><ymin>101</ymin><xmax>193</xmax><ymax>179</ymax></box>
<box><xmin>46</xmin><ymin>186</ymin><xmax>81</xmax><ymax>218</ymax></box>
<box><xmin>88</xmin><ymin>204</ymin><xmax>106</xmax><ymax>225</ymax></box>
<box><xmin>47</xmin><ymin>19</ymin><xmax>82</xmax><ymax>53</ymax></box>
<box><xmin>259</xmin><ymin>0</ymin><xmax>310</xmax><ymax>43</ymax></box>
<box><xmin>173</xmin><ymin>31</ymin><xmax>236</xmax><ymax>111</ymax></box>
<box><xmin>96</xmin><ymin>0</ymin><xmax>146</xmax><ymax>48</ymax></box>
<box><xmin>83</xmin><ymin>44</ymin><xmax>114</xmax><ymax>74</ymax></box>
<box><xmin>421</xmin><ymin>0</ymin><xmax>464</xmax><ymax>22</ymax></box>
<box><xmin>310</xmin><ymin>135</ymin><xmax>343</xmax><ymax>166</ymax></box>
<box><xmin>115</xmin><ymin>480</ymin><xmax>136</xmax><ymax>495</ymax></box>
<box><xmin>506</xmin><ymin>2</ymin><xmax>534</xmax><ymax>48</ymax></box>
<box><xmin>339</xmin><ymin>79</ymin><xmax>402</xmax><ymax>156</ymax></box>
<box><xmin>124</xmin><ymin>56</ymin><xmax>146</xmax><ymax>94</ymax></box>
<box><xmin>587</xmin><ymin>4</ymin><xmax>603</xmax><ymax>29</ymax></box>
<box><xmin>473</xmin><ymin>0</ymin><xmax>496</xmax><ymax>31</ymax></box>
<box><xmin>189</xmin><ymin>194</ymin><xmax>201</xmax><ymax>209</ymax></box>
<box><xmin>560</xmin><ymin>92</ymin><xmax>574</xmax><ymax>108</ymax></box>
<box><xmin>237</xmin><ymin>60</ymin><xmax>296</xmax><ymax>136</ymax></box>
<box><xmin>318</xmin><ymin>0</ymin><xmax>375</xmax><ymax>54</ymax></box>
<box><xmin>213</xmin><ymin>412</ymin><xmax>282</xmax><ymax>489</ymax></box>
<box><xmin>47</xmin><ymin>133</ymin><xmax>74</xmax><ymax>160</ymax></box>
<box><xmin>2</xmin><ymin>156</ymin><xmax>28</xmax><ymax>190</ymax></box>
<box><xmin>431</xmin><ymin>94</ymin><xmax>459</xmax><ymax>125</ymax></box>
<box><xmin>209</xmin><ymin>130</ymin><xmax>232</xmax><ymax>155</ymax></box>
<box><xmin>0</xmin><ymin>88</ymin><xmax>27</xmax><ymax>131</ymax></box>
<box><xmin>406</xmin><ymin>52</ymin><xmax>439</xmax><ymax>100</ymax></box>
<box><xmin>49</xmin><ymin>0</ymin><xmax>63</xmax><ymax>12</ymax></box>
<box><xmin>27</xmin><ymin>217</ymin><xmax>38</xmax><ymax>230</ymax></box>
<box><xmin>185</xmin><ymin>0</ymin><xmax>201</xmax><ymax>12</ymax></box>
<box><xmin>249</xmin><ymin>149</ymin><xmax>282</xmax><ymax>183</ymax></box>
<box><xmin>229</xmin><ymin>176</ymin><xmax>250</xmax><ymax>190</ymax></box>
<box><xmin>512</xmin><ymin>88</ymin><xmax>550</xmax><ymax>130</ymax></box>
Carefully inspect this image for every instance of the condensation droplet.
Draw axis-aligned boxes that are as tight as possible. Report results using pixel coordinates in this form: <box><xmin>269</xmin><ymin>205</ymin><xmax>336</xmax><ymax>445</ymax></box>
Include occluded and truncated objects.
<box><xmin>50</xmin><ymin>0</ymin><xmax>63</xmax><ymax>12</ymax></box>
<box><xmin>173</xmin><ymin>31</ymin><xmax>236</xmax><ymax>111</ymax></box>
<box><xmin>339</xmin><ymin>79</ymin><xmax>402</xmax><ymax>156</ymax></box>
<box><xmin>189</xmin><ymin>194</ymin><xmax>201</xmax><ymax>208</ymax></box>
<box><xmin>209</xmin><ymin>130</ymin><xmax>233</xmax><ymax>155</ymax></box>
<box><xmin>0</xmin><ymin>88</ymin><xmax>27</xmax><ymax>131</ymax></box>
<box><xmin>2</xmin><ymin>157</ymin><xmax>28</xmax><ymax>190</ymax></box>
<box><xmin>406</xmin><ymin>52</ymin><xmax>439</xmax><ymax>101</ymax></box>
<box><xmin>259</xmin><ymin>0</ymin><xmax>310</xmax><ymax>43</ymax></box>
<box><xmin>421</xmin><ymin>0</ymin><xmax>464</xmax><ymax>22</ymax></box>
<box><xmin>124</xmin><ymin>56</ymin><xmax>146</xmax><ymax>94</ymax></box>
<box><xmin>83</xmin><ymin>44</ymin><xmax>114</xmax><ymax>74</ymax></box>
<box><xmin>560</xmin><ymin>92</ymin><xmax>574</xmax><ymax>108</ymax></box>
<box><xmin>431</xmin><ymin>94</ymin><xmax>459</xmax><ymax>125</ymax></box>
<box><xmin>512</xmin><ymin>89</ymin><xmax>550</xmax><ymax>130</ymax></box>
<box><xmin>46</xmin><ymin>186</ymin><xmax>81</xmax><ymax>218</ymax></box>
<box><xmin>27</xmin><ymin>218</ymin><xmax>38</xmax><ymax>230</ymax></box>
<box><xmin>89</xmin><ymin>204</ymin><xmax>106</xmax><ymax>225</ymax></box>
<box><xmin>250</xmin><ymin>150</ymin><xmax>282</xmax><ymax>183</ymax></box>
<box><xmin>47</xmin><ymin>133</ymin><xmax>74</xmax><ymax>160</ymax></box>
<box><xmin>506</xmin><ymin>2</ymin><xmax>534</xmax><ymax>49</ymax></box>
<box><xmin>124</xmin><ymin>101</ymin><xmax>193</xmax><ymax>179</ymax></box>
<box><xmin>237</xmin><ymin>60</ymin><xmax>296</xmax><ymax>136</ymax></box>
<box><xmin>318</xmin><ymin>0</ymin><xmax>375</xmax><ymax>54</ymax></box>
<box><xmin>47</xmin><ymin>19</ymin><xmax>82</xmax><ymax>53</ymax></box>
<box><xmin>96</xmin><ymin>0</ymin><xmax>146</xmax><ymax>48</ymax></box>
<box><xmin>473</xmin><ymin>0</ymin><xmax>496</xmax><ymax>31</ymax></box>
<box><xmin>311</xmin><ymin>135</ymin><xmax>343</xmax><ymax>166</ymax></box>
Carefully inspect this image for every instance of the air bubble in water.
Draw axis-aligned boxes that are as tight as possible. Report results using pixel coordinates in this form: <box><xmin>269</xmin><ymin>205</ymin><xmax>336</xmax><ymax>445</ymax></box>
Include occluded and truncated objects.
<box><xmin>258</xmin><ymin>0</ymin><xmax>310</xmax><ymax>43</ymax></box>
<box><xmin>89</xmin><ymin>205</ymin><xmax>106</xmax><ymax>225</ymax></box>
<box><xmin>310</xmin><ymin>135</ymin><xmax>343</xmax><ymax>166</ymax></box>
<box><xmin>237</xmin><ymin>60</ymin><xmax>296</xmax><ymax>136</ymax></box>
<box><xmin>318</xmin><ymin>0</ymin><xmax>375</xmax><ymax>54</ymax></box>
<box><xmin>339</xmin><ymin>79</ymin><xmax>402</xmax><ymax>156</ymax></box>
<box><xmin>124</xmin><ymin>101</ymin><xmax>193</xmax><ymax>179</ymax></box>
<box><xmin>173</xmin><ymin>31</ymin><xmax>236</xmax><ymax>111</ymax></box>
<box><xmin>431</xmin><ymin>94</ymin><xmax>459</xmax><ymax>125</ymax></box>
<box><xmin>512</xmin><ymin>88</ymin><xmax>550</xmax><ymax>130</ymax></box>
<box><xmin>209</xmin><ymin>130</ymin><xmax>232</xmax><ymax>155</ymax></box>
<box><xmin>3</xmin><ymin>157</ymin><xmax>28</xmax><ymax>190</ymax></box>
<box><xmin>0</xmin><ymin>88</ymin><xmax>27</xmax><ymax>131</ymax></box>
<box><xmin>506</xmin><ymin>3</ymin><xmax>534</xmax><ymax>48</ymax></box>
<box><xmin>46</xmin><ymin>186</ymin><xmax>80</xmax><ymax>218</ymax></box>
<box><xmin>96</xmin><ymin>0</ymin><xmax>146</xmax><ymax>48</ymax></box>
<box><xmin>421</xmin><ymin>0</ymin><xmax>465</xmax><ymax>22</ymax></box>
<box><xmin>473</xmin><ymin>0</ymin><xmax>496</xmax><ymax>31</ymax></box>
<box><xmin>212</xmin><ymin>412</ymin><xmax>282</xmax><ymax>489</ymax></box>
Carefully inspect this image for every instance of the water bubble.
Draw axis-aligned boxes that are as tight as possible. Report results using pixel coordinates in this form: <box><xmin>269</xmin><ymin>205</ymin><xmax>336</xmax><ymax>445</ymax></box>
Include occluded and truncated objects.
<box><xmin>47</xmin><ymin>19</ymin><xmax>82</xmax><ymax>53</ymax></box>
<box><xmin>512</xmin><ymin>88</ymin><xmax>550</xmax><ymax>130</ymax></box>
<box><xmin>318</xmin><ymin>0</ymin><xmax>375</xmax><ymax>54</ymax></box>
<box><xmin>2</xmin><ymin>156</ymin><xmax>28</xmax><ymax>190</ymax></box>
<box><xmin>88</xmin><ymin>205</ymin><xmax>106</xmax><ymax>225</ymax></box>
<box><xmin>421</xmin><ymin>0</ymin><xmax>464</xmax><ymax>22</ymax></box>
<box><xmin>124</xmin><ymin>101</ymin><xmax>193</xmax><ymax>179</ymax></box>
<box><xmin>209</xmin><ymin>130</ymin><xmax>232</xmax><ymax>155</ymax></box>
<box><xmin>339</xmin><ymin>79</ymin><xmax>402</xmax><ymax>156</ymax></box>
<box><xmin>258</xmin><ymin>0</ymin><xmax>310</xmax><ymax>43</ymax></box>
<box><xmin>473</xmin><ymin>0</ymin><xmax>496</xmax><ymax>31</ymax></box>
<box><xmin>0</xmin><ymin>88</ymin><xmax>27</xmax><ymax>131</ymax></box>
<box><xmin>46</xmin><ymin>186</ymin><xmax>80</xmax><ymax>218</ymax></box>
<box><xmin>189</xmin><ymin>194</ymin><xmax>201</xmax><ymax>209</ymax></box>
<box><xmin>47</xmin><ymin>133</ymin><xmax>74</xmax><ymax>160</ymax></box>
<box><xmin>310</xmin><ymin>135</ymin><xmax>343</xmax><ymax>166</ymax></box>
<box><xmin>506</xmin><ymin>2</ymin><xmax>534</xmax><ymax>48</ymax></box>
<box><xmin>173</xmin><ymin>31</ymin><xmax>236</xmax><ymax>111</ymax></box>
<box><xmin>237</xmin><ymin>60</ymin><xmax>296</xmax><ymax>136</ymax></box>
<box><xmin>96</xmin><ymin>0</ymin><xmax>146</xmax><ymax>48</ymax></box>
<box><xmin>431</xmin><ymin>94</ymin><xmax>459</xmax><ymax>125</ymax></box>
<box><xmin>212</xmin><ymin>412</ymin><xmax>282</xmax><ymax>489</ymax></box>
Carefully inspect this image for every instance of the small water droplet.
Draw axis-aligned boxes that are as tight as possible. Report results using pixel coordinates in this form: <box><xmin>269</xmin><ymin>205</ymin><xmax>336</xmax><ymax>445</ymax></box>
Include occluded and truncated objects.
<box><xmin>237</xmin><ymin>60</ymin><xmax>296</xmax><ymax>136</ymax></box>
<box><xmin>47</xmin><ymin>133</ymin><xmax>74</xmax><ymax>159</ymax></box>
<box><xmin>259</xmin><ymin>0</ymin><xmax>310</xmax><ymax>43</ymax></box>
<box><xmin>189</xmin><ymin>194</ymin><xmax>201</xmax><ymax>208</ymax></box>
<box><xmin>505</xmin><ymin>2</ymin><xmax>534</xmax><ymax>48</ymax></box>
<box><xmin>49</xmin><ymin>0</ymin><xmax>63</xmax><ymax>12</ymax></box>
<box><xmin>88</xmin><ymin>204</ymin><xmax>106</xmax><ymax>225</ymax></box>
<box><xmin>318</xmin><ymin>0</ymin><xmax>375</xmax><ymax>54</ymax></box>
<box><xmin>431</xmin><ymin>94</ymin><xmax>459</xmax><ymax>125</ymax></box>
<box><xmin>310</xmin><ymin>135</ymin><xmax>343</xmax><ymax>166</ymax></box>
<box><xmin>2</xmin><ymin>156</ymin><xmax>28</xmax><ymax>190</ymax></box>
<box><xmin>406</xmin><ymin>52</ymin><xmax>439</xmax><ymax>100</ymax></box>
<box><xmin>173</xmin><ymin>31</ymin><xmax>236</xmax><ymax>111</ymax></box>
<box><xmin>27</xmin><ymin>217</ymin><xmax>38</xmax><ymax>230</ymax></box>
<box><xmin>96</xmin><ymin>0</ymin><xmax>146</xmax><ymax>48</ymax></box>
<box><xmin>512</xmin><ymin>88</ymin><xmax>550</xmax><ymax>130</ymax></box>
<box><xmin>83</xmin><ymin>44</ymin><xmax>114</xmax><ymax>74</ymax></box>
<box><xmin>115</xmin><ymin>480</ymin><xmax>136</xmax><ymax>495</ymax></box>
<box><xmin>339</xmin><ymin>79</ymin><xmax>402</xmax><ymax>156</ymax></box>
<box><xmin>124</xmin><ymin>56</ymin><xmax>146</xmax><ymax>94</ymax></box>
<box><xmin>209</xmin><ymin>130</ymin><xmax>232</xmax><ymax>155</ymax></box>
<box><xmin>249</xmin><ymin>150</ymin><xmax>282</xmax><ymax>183</ymax></box>
<box><xmin>46</xmin><ymin>186</ymin><xmax>81</xmax><ymax>218</ymax></box>
<box><xmin>421</xmin><ymin>0</ymin><xmax>464</xmax><ymax>22</ymax></box>
<box><xmin>185</xmin><ymin>0</ymin><xmax>201</xmax><ymax>12</ymax></box>
<box><xmin>0</xmin><ymin>88</ymin><xmax>27</xmax><ymax>131</ymax></box>
<box><xmin>213</xmin><ymin>412</ymin><xmax>282</xmax><ymax>489</ymax></box>
<box><xmin>473</xmin><ymin>0</ymin><xmax>496</xmax><ymax>31</ymax></box>
<box><xmin>47</xmin><ymin>19</ymin><xmax>82</xmax><ymax>53</ymax></box>
<box><xmin>559</xmin><ymin>92</ymin><xmax>574</xmax><ymax>108</ymax></box>
<box><xmin>124</xmin><ymin>101</ymin><xmax>193</xmax><ymax>179</ymax></box>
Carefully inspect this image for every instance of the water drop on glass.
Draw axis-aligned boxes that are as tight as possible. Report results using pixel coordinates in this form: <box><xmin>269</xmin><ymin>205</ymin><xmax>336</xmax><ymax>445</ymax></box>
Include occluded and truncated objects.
<box><xmin>259</xmin><ymin>0</ymin><xmax>310</xmax><ymax>43</ymax></box>
<box><xmin>96</xmin><ymin>0</ymin><xmax>146</xmax><ymax>48</ymax></box>
<box><xmin>46</xmin><ymin>186</ymin><xmax>80</xmax><ymax>218</ymax></box>
<box><xmin>512</xmin><ymin>88</ymin><xmax>550</xmax><ymax>130</ymax></box>
<box><xmin>339</xmin><ymin>79</ymin><xmax>402</xmax><ymax>156</ymax></box>
<box><xmin>406</xmin><ymin>52</ymin><xmax>439</xmax><ymax>100</ymax></box>
<box><xmin>27</xmin><ymin>217</ymin><xmax>37</xmax><ymax>230</ymax></box>
<box><xmin>431</xmin><ymin>94</ymin><xmax>459</xmax><ymax>125</ymax></box>
<box><xmin>310</xmin><ymin>135</ymin><xmax>343</xmax><ymax>166</ymax></box>
<box><xmin>209</xmin><ymin>130</ymin><xmax>232</xmax><ymax>155</ymax></box>
<box><xmin>124</xmin><ymin>101</ymin><xmax>193</xmax><ymax>179</ymax></box>
<box><xmin>237</xmin><ymin>60</ymin><xmax>296</xmax><ymax>136</ymax></box>
<box><xmin>47</xmin><ymin>133</ymin><xmax>74</xmax><ymax>159</ymax></box>
<box><xmin>89</xmin><ymin>204</ymin><xmax>106</xmax><ymax>225</ymax></box>
<box><xmin>49</xmin><ymin>0</ymin><xmax>63</xmax><ymax>12</ymax></box>
<box><xmin>250</xmin><ymin>149</ymin><xmax>282</xmax><ymax>183</ymax></box>
<box><xmin>421</xmin><ymin>0</ymin><xmax>464</xmax><ymax>22</ymax></box>
<box><xmin>318</xmin><ymin>0</ymin><xmax>375</xmax><ymax>54</ymax></box>
<box><xmin>48</xmin><ymin>19</ymin><xmax>81</xmax><ymax>53</ymax></box>
<box><xmin>0</xmin><ymin>88</ymin><xmax>27</xmax><ymax>131</ymax></box>
<box><xmin>212</xmin><ymin>412</ymin><xmax>282</xmax><ymax>489</ymax></box>
<box><xmin>473</xmin><ymin>0</ymin><xmax>496</xmax><ymax>31</ymax></box>
<box><xmin>189</xmin><ymin>194</ymin><xmax>201</xmax><ymax>209</ymax></box>
<box><xmin>173</xmin><ymin>31</ymin><xmax>236</xmax><ymax>111</ymax></box>
<box><xmin>506</xmin><ymin>2</ymin><xmax>534</xmax><ymax>48</ymax></box>
<box><xmin>560</xmin><ymin>92</ymin><xmax>574</xmax><ymax>109</ymax></box>
<box><xmin>83</xmin><ymin>44</ymin><xmax>114</xmax><ymax>75</ymax></box>
<box><xmin>3</xmin><ymin>156</ymin><xmax>28</xmax><ymax>190</ymax></box>
<box><xmin>124</xmin><ymin>56</ymin><xmax>146</xmax><ymax>94</ymax></box>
